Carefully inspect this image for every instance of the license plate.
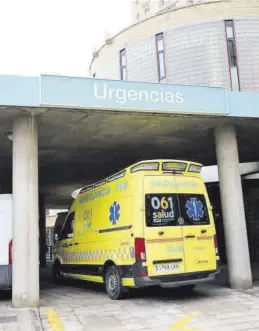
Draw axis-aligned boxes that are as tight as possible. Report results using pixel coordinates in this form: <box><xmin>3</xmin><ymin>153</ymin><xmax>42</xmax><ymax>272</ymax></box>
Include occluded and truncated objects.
<box><xmin>155</xmin><ymin>264</ymin><xmax>179</xmax><ymax>273</ymax></box>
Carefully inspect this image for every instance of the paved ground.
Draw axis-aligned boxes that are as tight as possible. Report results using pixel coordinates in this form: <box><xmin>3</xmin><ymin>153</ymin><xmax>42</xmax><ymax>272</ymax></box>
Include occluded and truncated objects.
<box><xmin>1</xmin><ymin>271</ymin><xmax>259</xmax><ymax>330</ymax></box>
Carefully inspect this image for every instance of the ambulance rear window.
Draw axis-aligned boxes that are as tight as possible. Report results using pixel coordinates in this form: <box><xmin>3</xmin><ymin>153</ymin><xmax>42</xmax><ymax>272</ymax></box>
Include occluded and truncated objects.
<box><xmin>178</xmin><ymin>194</ymin><xmax>210</xmax><ymax>225</ymax></box>
<box><xmin>145</xmin><ymin>193</ymin><xmax>210</xmax><ymax>227</ymax></box>
<box><xmin>145</xmin><ymin>194</ymin><xmax>180</xmax><ymax>227</ymax></box>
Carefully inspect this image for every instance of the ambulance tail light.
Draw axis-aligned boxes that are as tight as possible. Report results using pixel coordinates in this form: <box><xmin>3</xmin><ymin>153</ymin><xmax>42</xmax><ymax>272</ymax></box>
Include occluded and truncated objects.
<box><xmin>8</xmin><ymin>240</ymin><xmax>13</xmax><ymax>265</ymax></box>
<box><xmin>135</xmin><ymin>238</ymin><xmax>146</xmax><ymax>262</ymax></box>
<box><xmin>214</xmin><ymin>235</ymin><xmax>219</xmax><ymax>256</ymax></box>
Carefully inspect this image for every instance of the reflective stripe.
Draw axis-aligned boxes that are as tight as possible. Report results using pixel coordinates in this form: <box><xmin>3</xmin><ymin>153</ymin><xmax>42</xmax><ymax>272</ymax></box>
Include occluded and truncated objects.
<box><xmin>58</xmin><ymin>247</ymin><xmax>132</xmax><ymax>262</ymax></box>
<box><xmin>146</xmin><ymin>238</ymin><xmax>183</xmax><ymax>244</ymax></box>
<box><xmin>196</xmin><ymin>236</ymin><xmax>213</xmax><ymax>241</ymax></box>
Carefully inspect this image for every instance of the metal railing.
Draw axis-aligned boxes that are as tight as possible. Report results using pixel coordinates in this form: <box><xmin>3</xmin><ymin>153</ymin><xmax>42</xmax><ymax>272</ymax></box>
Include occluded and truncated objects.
<box><xmin>46</xmin><ymin>245</ymin><xmax>54</xmax><ymax>261</ymax></box>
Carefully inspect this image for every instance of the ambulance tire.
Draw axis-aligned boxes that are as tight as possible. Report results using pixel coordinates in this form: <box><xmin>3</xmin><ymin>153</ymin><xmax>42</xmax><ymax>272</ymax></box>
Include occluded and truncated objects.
<box><xmin>105</xmin><ymin>265</ymin><xmax>125</xmax><ymax>300</ymax></box>
<box><xmin>52</xmin><ymin>262</ymin><xmax>64</xmax><ymax>285</ymax></box>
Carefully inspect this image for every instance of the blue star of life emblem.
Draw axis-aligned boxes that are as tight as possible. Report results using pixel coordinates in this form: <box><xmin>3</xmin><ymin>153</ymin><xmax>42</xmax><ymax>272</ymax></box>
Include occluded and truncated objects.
<box><xmin>186</xmin><ymin>198</ymin><xmax>204</xmax><ymax>221</ymax></box>
<box><xmin>109</xmin><ymin>201</ymin><xmax>120</xmax><ymax>225</ymax></box>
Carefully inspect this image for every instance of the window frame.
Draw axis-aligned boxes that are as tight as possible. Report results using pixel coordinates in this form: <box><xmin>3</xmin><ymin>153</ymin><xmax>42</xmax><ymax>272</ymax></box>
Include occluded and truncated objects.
<box><xmin>119</xmin><ymin>48</ymin><xmax>127</xmax><ymax>80</ymax></box>
<box><xmin>155</xmin><ymin>33</ymin><xmax>166</xmax><ymax>81</ymax></box>
<box><xmin>144</xmin><ymin>6</ymin><xmax>150</xmax><ymax>17</ymax></box>
<box><xmin>224</xmin><ymin>20</ymin><xmax>240</xmax><ymax>90</ymax></box>
<box><xmin>225</xmin><ymin>20</ymin><xmax>237</xmax><ymax>68</ymax></box>
<box><xmin>59</xmin><ymin>211</ymin><xmax>75</xmax><ymax>240</ymax></box>
<box><xmin>227</xmin><ymin>39</ymin><xmax>237</xmax><ymax>67</ymax></box>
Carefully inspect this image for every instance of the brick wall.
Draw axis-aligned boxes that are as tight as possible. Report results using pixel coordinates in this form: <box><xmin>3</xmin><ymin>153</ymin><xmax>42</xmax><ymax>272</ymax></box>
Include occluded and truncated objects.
<box><xmin>235</xmin><ymin>19</ymin><xmax>259</xmax><ymax>92</ymax></box>
<box><xmin>92</xmin><ymin>49</ymin><xmax>120</xmax><ymax>80</ymax></box>
<box><xmin>91</xmin><ymin>0</ymin><xmax>259</xmax><ymax>91</ymax></box>
<box><xmin>127</xmin><ymin>36</ymin><xmax>158</xmax><ymax>82</ymax></box>
<box><xmin>165</xmin><ymin>21</ymin><xmax>229</xmax><ymax>87</ymax></box>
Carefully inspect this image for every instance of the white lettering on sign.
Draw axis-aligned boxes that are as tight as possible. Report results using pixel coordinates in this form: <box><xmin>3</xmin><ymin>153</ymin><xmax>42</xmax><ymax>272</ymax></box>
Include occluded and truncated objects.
<box><xmin>93</xmin><ymin>83</ymin><xmax>184</xmax><ymax>105</ymax></box>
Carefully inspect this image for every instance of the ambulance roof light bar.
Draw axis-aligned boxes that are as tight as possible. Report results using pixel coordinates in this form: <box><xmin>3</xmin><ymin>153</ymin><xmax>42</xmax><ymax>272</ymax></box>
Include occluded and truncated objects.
<box><xmin>162</xmin><ymin>161</ymin><xmax>187</xmax><ymax>172</ymax></box>
<box><xmin>131</xmin><ymin>162</ymin><xmax>159</xmax><ymax>173</ymax></box>
<box><xmin>188</xmin><ymin>164</ymin><xmax>202</xmax><ymax>173</ymax></box>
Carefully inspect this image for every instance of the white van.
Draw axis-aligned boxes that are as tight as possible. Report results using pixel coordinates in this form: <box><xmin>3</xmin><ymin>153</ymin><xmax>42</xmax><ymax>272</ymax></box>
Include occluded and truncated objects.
<box><xmin>0</xmin><ymin>194</ymin><xmax>12</xmax><ymax>290</ymax></box>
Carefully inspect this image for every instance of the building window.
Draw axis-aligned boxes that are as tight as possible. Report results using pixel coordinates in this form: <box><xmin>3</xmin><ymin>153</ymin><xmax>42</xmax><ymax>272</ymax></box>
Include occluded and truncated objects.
<box><xmin>226</xmin><ymin>20</ymin><xmax>237</xmax><ymax>67</ymax></box>
<box><xmin>119</xmin><ymin>49</ymin><xmax>126</xmax><ymax>80</ymax></box>
<box><xmin>225</xmin><ymin>20</ymin><xmax>240</xmax><ymax>90</ymax></box>
<box><xmin>156</xmin><ymin>33</ymin><xmax>166</xmax><ymax>81</ymax></box>
<box><xmin>144</xmin><ymin>7</ymin><xmax>150</xmax><ymax>16</ymax></box>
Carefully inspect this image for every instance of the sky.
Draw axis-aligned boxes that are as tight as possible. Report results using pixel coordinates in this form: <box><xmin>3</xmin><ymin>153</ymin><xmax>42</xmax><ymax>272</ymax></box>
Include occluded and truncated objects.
<box><xmin>0</xmin><ymin>0</ymin><xmax>131</xmax><ymax>77</ymax></box>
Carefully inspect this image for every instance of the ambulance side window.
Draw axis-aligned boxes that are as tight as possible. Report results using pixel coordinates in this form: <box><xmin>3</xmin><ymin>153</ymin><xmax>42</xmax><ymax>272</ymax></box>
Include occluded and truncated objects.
<box><xmin>59</xmin><ymin>212</ymin><xmax>75</xmax><ymax>240</ymax></box>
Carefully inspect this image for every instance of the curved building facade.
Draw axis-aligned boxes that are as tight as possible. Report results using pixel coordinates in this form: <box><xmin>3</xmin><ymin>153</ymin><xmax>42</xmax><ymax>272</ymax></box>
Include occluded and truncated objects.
<box><xmin>90</xmin><ymin>0</ymin><xmax>259</xmax><ymax>92</ymax></box>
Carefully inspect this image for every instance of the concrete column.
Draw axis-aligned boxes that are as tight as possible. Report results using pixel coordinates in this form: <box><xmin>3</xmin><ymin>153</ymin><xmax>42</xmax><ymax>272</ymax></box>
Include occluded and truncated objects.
<box><xmin>12</xmin><ymin>115</ymin><xmax>39</xmax><ymax>307</ymax></box>
<box><xmin>39</xmin><ymin>193</ymin><xmax>46</xmax><ymax>268</ymax></box>
<box><xmin>214</xmin><ymin>124</ymin><xmax>252</xmax><ymax>290</ymax></box>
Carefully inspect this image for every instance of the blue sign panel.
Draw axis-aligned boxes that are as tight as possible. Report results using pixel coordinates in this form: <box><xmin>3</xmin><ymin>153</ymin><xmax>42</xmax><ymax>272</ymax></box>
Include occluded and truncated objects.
<box><xmin>40</xmin><ymin>75</ymin><xmax>228</xmax><ymax>115</ymax></box>
<box><xmin>0</xmin><ymin>75</ymin><xmax>40</xmax><ymax>107</ymax></box>
<box><xmin>228</xmin><ymin>91</ymin><xmax>259</xmax><ymax>118</ymax></box>
<box><xmin>0</xmin><ymin>74</ymin><xmax>258</xmax><ymax>118</ymax></box>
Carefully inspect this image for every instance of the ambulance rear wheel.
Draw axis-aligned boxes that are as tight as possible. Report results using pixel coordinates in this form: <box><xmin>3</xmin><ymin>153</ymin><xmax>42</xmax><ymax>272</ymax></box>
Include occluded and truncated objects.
<box><xmin>105</xmin><ymin>265</ymin><xmax>125</xmax><ymax>300</ymax></box>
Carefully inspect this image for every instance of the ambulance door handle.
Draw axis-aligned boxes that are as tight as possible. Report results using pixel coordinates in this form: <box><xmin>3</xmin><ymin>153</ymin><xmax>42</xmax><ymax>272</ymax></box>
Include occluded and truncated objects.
<box><xmin>158</xmin><ymin>231</ymin><xmax>164</xmax><ymax>236</ymax></box>
<box><xmin>185</xmin><ymin>235</ymin><xmax>195</xmax><ymax>239</ymax></box>
<box><xmin>74</xmin><ymin>243</ymin><xmax>79</xmax><ymax>246</ymax></box>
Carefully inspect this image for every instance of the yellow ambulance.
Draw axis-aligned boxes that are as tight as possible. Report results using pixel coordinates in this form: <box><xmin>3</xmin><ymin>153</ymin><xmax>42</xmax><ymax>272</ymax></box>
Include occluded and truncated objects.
<box><xmin>53</xmin><ymin>159</ymin><xmax>220</xmax><ymax>299</ymax></box>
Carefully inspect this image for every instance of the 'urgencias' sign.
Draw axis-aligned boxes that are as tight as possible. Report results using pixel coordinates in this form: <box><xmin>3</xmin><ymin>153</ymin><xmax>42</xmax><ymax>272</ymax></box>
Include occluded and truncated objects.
<box><xmin>93</xmin><ymin>83</ymin><xmax>184</xmax><ymax>105</ymax></box>
<box><xmin>40</xmin><ymin>75</ymin><xmax>228</xmax><ymax>115</ymax></box>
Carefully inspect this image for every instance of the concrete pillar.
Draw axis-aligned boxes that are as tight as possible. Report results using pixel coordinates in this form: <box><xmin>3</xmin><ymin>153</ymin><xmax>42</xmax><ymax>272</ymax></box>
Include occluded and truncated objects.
<box><xmin>39</xmin><ymin>193</ymin><xmax>46</xmax><ymax>268</ymax></box>
<box><xmin>214</xmin><ymin>124</ymin><xmax>252</xmax><ymax>290</ymax></box>
<box><xmin>12</xmin><ymin>115</ymin><xmax>39</xmax><ymax>307</ymax></box>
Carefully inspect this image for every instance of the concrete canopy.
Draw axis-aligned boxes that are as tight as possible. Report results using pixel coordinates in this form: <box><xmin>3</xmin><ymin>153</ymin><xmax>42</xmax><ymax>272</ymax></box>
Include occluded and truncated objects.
<box><xmin>0</xmin><ymin>107</ymin><xmax>259</xmax><ymax>208</ymax></box>
<box><xmin>1</xmin><ymin>74</ymin><xmax>259</xmax><ymax>207</ymax></box>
